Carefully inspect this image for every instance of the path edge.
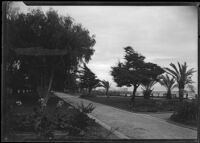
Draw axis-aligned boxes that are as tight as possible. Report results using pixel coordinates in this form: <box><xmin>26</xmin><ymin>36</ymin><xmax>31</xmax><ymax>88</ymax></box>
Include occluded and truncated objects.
<box><xmin>87</xmin><ymin>114</ymin><xmax>130</xmax><ymax>139</ymax></box>
<box><xmin>54</xmin><ymin>92</ymin><xmax>130</xmax><ymax>139</ymax></box>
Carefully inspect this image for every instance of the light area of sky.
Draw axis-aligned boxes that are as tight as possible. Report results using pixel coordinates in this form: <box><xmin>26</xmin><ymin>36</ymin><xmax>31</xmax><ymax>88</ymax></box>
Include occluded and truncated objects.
<box><xmin>11</xmin><ymin>2</ymin><xmax>198</xmax><ymax>92</ymax></box>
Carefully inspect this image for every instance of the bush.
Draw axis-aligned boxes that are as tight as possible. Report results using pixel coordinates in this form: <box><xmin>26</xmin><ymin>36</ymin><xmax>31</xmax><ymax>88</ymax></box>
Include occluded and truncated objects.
<box><xmin>170</xmin><ymin>100</ymin><xmax>198</xmax><ymax>123</ymax></box>
<box><xmin>9</xmin><ymin>96</ymin><xmax>96</xmax><ymax>140</ymax></box>
<box><xmin>77</xmin><ymin>102</ymin><xmax>95</xmax><ymax>114</ymax></box>
<box><xmin>69</xmin><ymin>110</ymin><xmax>95</xmax><ymax>131</ymax></box>
<box><xmin>53</xmin><ymin>103</ymin><xmax>95</xmax><ymax>136</ymax></box>
<box><xmin>16</xmin><ymin>92</ymin><xmax>40</xmax><ymax>105</ymax></box>
<box><xmin>157</xmin><ymin>99</ymin><xmax>179</xmax><ymax>111</ymax></box>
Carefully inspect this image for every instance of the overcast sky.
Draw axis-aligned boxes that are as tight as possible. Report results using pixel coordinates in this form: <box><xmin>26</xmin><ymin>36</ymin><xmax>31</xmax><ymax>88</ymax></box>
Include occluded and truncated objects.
<box><xmin>12</xmin><ymin>2</ymin><xmax>198</xmax><ymax>92</ymax></box>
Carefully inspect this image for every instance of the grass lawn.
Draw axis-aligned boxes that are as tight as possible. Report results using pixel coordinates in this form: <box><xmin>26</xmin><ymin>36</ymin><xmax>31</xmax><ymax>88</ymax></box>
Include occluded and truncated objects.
<box><xmin>6</xmin><ymin>94</ymin><xmax>118</xmax><ymax>141</ymax></box>
<box><xmin>82</xmin><ymin>96</ymin><xmax>177</xmax><ymax>113</ymax></box>
<box><xmin>83</xmin><ymin>96</ymin><xmax>133</xmax><ymax>111</ymax></box>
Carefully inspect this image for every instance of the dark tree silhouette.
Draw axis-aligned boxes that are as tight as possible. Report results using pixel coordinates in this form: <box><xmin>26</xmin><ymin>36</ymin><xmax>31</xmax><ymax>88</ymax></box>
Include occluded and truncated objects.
<box><xmin>6</xmin><ymin>7</ymin><xmax>96</xmax><ymax>105</ymax></box>
<box><xmin>111</xmin><ymin>46</ymin><xmax>164</xmax><ymax>104</ymax></box>
<box><xmin>158</xmin><ymin>74</ymin><xmax>176</xmax><ymax>99</ymax></box>
<box><xmin>79</xmin><ymin>64</ymin><xmax>100</xmax><ymax>96</ymax></box>
<box><xmin>165</xmin><ymin>62</ymin><xmax>196</xmax><ymax>101</ymax></box>
<box><xmin>141</xmin><ymin>80</ymin><xmax>157</xmax><ymax>99</ymax></box>
<box><xmin>100</xmin><ymin>80</ymin><xmax>111</xmax><ymax>98</ymax></box>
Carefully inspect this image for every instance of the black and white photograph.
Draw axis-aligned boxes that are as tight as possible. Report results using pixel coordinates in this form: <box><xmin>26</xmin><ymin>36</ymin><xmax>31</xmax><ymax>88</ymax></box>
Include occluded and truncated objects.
<box><xmin>2</xmin><ymin>1</ymin><xmax>199</xmax><ymax>142</ymax></box>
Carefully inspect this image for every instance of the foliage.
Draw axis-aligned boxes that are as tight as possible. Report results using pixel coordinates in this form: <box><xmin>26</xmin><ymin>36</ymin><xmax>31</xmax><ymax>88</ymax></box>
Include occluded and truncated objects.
<box><xmin>6</xmin><ymin>7</ymin><xmax>96</xmax><ymax>101</ymax></box>
<box><xmin>79</xmin><ymin>63</ymin><xmax>100</xmax><ymax>95</ymax></box>
<box><xmin>170</xmin><ymin>100</ymin><xmax>198</xmax><ymax>124</ymax></box>
<box><xmin>158</xmin><ymin>74</ymin><xmax>176</xmax><ymax>99</ymax></box>
<box><xmin>111</xmin><ymin>46</ymin><xmax>164</xmax><ymax>103</ymax></box>
<box><xmin>5</xmin><ymin>95</ymin><xmax>96</xmax><ymax>140</ymax></box>
<box><xmin>165</xmin><ymin>62</ymin><xmax>196</xmax><ymax>101</ymax></box>
<box><xmin>4</xmin><ymin>8</ymin><xmax>96</xmax><ymax>137</ymax></box>
<box><xmin>77</xmin><ymin>102</ymin><xmax>96</xmax><ymax>114</ymax></box>
<box><xmin>7</xmin><ymin>8</ymin><xmax>95</xmax><ymax>60</ymax></box>
<box><xmin>69</xmin><ymin>110</ymin><xmax>95</xmax><ymax>133</ymax></box>
<box><xmin>99</xmin><ymin>80</ymin><xmax>111</xmax><ymax>97</ymax></box>
<box><xmin>12</xmin><ymin>103</ymin><xmax>55</xmax><ymax>139</ymax></box>
<box><xmin>141</xmin><ymin>80</ymin><xmax>157</xmax><ymax>99</ymax></box>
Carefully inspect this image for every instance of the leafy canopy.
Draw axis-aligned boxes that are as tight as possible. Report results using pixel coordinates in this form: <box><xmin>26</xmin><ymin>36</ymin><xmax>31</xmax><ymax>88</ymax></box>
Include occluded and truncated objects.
<box><xmin>111</xmin><ymin>46</ymin><xmax>164</xmax><ymax>87</ymax></box>
<box><xmin>79</xmin><ymin>64</ymin><xmax>100</xmax><ymax>90</ymax></box>
<box><xmin>165</xmin><ymin>62</ymin><xmax>196</xmax><ymax>89</ymax></box>
<box><xmin>6</xmin><ymin>8</ymin><xmax>96</xmax><ymax>90</ymax></box>
<box><xmin>100</xmin><ymin>80</ymin><xmax>110</xmax><ymax>90</ymax></box>
<box><xmin>158</xmin><ymin>74</ymin><xmax>176</xmax><ymax>91</ymax></box>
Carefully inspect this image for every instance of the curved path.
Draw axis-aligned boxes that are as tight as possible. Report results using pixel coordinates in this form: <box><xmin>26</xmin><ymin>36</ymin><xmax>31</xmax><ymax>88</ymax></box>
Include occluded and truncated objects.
<box><xmin>54</xmin><ymin>92</ymin><xmax>197</xmax><ymax>139</ymax></box>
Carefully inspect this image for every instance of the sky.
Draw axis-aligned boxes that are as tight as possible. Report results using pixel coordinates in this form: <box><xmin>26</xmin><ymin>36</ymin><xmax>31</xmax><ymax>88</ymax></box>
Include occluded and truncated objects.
<box><xmin>11</xmin><ymin>2</ymin><xmax>198</xmax><ymax>92</ymax></box>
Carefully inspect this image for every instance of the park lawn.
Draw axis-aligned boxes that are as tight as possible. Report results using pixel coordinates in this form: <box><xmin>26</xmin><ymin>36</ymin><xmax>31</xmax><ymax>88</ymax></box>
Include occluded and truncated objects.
<box><xmin>9</xmin><ymin>94</ymin><xmax>118</xmax><ymax>141</ymax></box>
<box><xmin>82</xmin><ymin>96</ymin><xmax>177</xmax><ymax>113</ymax></box>
<box><xmin>82</xmin><ymin>96</ymin><xmax>133</xmax><ymax>111</ymax></box>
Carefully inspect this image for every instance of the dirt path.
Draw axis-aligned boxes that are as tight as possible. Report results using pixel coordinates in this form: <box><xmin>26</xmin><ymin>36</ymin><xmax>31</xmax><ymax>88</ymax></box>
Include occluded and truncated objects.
<box><xmin>54</xmin><ymin>92</ymin><xmax>197</xmax><ymax>139</ymax></box>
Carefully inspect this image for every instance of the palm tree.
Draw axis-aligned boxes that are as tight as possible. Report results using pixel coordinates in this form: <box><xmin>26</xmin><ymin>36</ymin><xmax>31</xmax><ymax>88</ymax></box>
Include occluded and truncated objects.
<box><xmin>158</xmin><ymin>74</ymin><xmax>176</xmax><ymax>99</ymax></box>
<box><xmin>165</xmin><ymin>62</ymin><xmax>196</xmax><ymax>101</ymax></box>
<box><xmin>100</xmin><ymin>80</ymin><xmax>110</xmax><ymax>98</ymax></box>
<box><xmin>141</xmin><ymin>80</ymin><xmax>157</xmax><ymax>99</ymax></box>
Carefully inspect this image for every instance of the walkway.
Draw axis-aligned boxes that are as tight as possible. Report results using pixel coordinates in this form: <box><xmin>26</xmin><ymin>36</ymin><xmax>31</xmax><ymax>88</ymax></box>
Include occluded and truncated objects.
<box><xmin>54</xmin><ymin>92</ymin><xmax>197</xmax><ymax>139</ymax></box>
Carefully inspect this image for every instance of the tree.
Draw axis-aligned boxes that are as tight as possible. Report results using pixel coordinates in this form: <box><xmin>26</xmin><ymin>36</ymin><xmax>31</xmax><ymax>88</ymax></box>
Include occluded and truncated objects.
<box><xmin>165</xmin><ymin>62</ymin><xmax>196</xmax><ymax>101</ymax></box>
<box><xmin>100</xmin><ymin>80</ymin><xmax>111</xmax><ymax>98</ymax></box>
<box><xmin>79</xmin><ymin>64</ymin><xmax>100</xmax><ymax>96</ymax></box>
<box><xmin>141</xmin><ymin>80</ymin><xmax>157</xmax><ymax>99</ymax></box>
<box><xmin>6</xmin><ymin>8</ymin><xmax>96</xmax><ymax>106</ymax></box>
<box><xmin>111</xmin><ymin>46</ymin><xmax>164</xmax><ymax>104</ymax></box>
<box><xmin>158</xmin><ymin>74</ymin><xmax>176</xmax><ymax>99</ymax></box>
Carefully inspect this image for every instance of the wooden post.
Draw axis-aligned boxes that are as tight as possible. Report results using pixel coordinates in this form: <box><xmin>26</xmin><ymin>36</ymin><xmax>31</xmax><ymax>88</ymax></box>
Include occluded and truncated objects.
<box><xmin>44</xmin><ymin>68</ymin><xmax>54</xmax><ymax>104</ymax></box>
<box><xmin>40</xmin><ymin>68</ymin><xmax>54</xmax><ymax>112</ymax></box>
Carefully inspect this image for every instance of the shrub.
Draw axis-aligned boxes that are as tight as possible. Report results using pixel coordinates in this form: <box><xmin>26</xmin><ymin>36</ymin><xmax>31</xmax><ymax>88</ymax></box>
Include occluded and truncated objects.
<box><xmin>157</xmin><ymin>99</ymin><xmax>179</xmax><ymax>111</ymax></box>
<box><xmin>69</xmin><ymin>110</ymin><xmax>95</xmax><ymax>131</ymax></box>
<box><xmin>77</xmin><ymin>102</ymin><xmax>95</xmax><ymax>114</ymax></box>
<box><xmin>7</xmin><ymin>95</ymin><xmax>97</xmax><ymax>140</ymax></box>
<box><xmin>170</xmin><ymin>100</ymin><xmax>198</xmax><ymax>123</ymax></box>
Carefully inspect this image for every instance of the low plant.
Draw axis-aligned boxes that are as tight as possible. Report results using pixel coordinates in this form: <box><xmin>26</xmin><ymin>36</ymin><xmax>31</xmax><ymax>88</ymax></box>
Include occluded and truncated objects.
<box><xmin>77</xmin><ymin>102</ymin><xmax>95</xmax><ymax>114</ymax></box>
<box><xmin>66</xmin><ymin>102</ymin><xmax>96</xmax><ymax>135</ymax></box>
<box><xmin>69</xmin><ymin>110</ymin><xmax>95</xmax><ymax>132</ymax></box>
<box><xmin>170</xmin><ymin>99</ymin><xmax>198</xmax><ymax>124</ymax></box>
<box><xmin>8</xmin><ymin>97</ymin><xmax>96</xmax><ymax>141</ymax></box>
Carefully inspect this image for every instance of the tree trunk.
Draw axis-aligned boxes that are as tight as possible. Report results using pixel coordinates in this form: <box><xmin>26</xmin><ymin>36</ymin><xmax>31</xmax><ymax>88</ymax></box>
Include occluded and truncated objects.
<box><xmin>88</xmin><ymin>87</ymin><xmax>92</xmax><ymax>96</ymax></box>
<box><xmin>106</xmin><ymin>88</ymin><xmax>109</xmax><ymax>98</ymax></box>
<box><xmin>144</xmin><ymin>90</ymin><xmax>152</xmax><ymax>99</ymax></box>
<box><xmin>179</xmin><ymin>88</ymin><xmax>184</xmax><ymax>101</ymax></box>
<box><xmin>166</xmin><ymin>89</ymin><xmax>172</xmax><ymax>99</ymax></box>
<box><xmin>131</xmin><ymin>85</ymin><xmax>138</xmax><ymax>106</ymax></box>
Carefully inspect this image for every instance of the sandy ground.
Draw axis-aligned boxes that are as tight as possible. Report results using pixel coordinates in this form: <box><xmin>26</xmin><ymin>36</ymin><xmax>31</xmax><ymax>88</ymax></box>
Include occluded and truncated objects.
<box><xmin>54</xmin><ymin>92</ymin><xmax>197</xmax><ymax>139</ymax></box>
